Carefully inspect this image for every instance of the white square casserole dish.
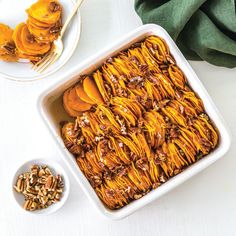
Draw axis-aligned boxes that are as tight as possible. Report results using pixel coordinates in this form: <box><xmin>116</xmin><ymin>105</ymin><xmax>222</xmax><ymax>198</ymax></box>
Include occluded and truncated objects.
<box><xmin>38</xmin><ymin>24</ymin><xmax>231</xmax><ymax>220</ymax></box>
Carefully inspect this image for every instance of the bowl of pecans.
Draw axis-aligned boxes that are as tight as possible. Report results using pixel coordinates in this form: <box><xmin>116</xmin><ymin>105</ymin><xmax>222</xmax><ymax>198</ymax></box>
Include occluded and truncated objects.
<box><xmin>12</xmin><ymin>158</ymin><xmax>70</xmax><ymax>215</ymax></box>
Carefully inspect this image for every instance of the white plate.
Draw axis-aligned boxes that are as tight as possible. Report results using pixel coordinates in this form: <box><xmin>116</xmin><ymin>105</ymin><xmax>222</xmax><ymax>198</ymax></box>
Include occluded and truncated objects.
<box><xmin>38</xmin><ymin>24</ymin><xmax>231</xmax><ymax>220</ymax></box>
<box><xmin>0</xmin><ymin>0</ymin><xmax>81</xmax><ymax>82</ymax></box>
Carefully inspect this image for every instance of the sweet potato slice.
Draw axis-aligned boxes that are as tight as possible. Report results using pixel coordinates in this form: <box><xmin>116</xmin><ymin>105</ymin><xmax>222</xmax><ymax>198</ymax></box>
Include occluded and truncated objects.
<box><xmin>93</xmin><ymin>71</ymin><xmax>110</xmax><ymax>102</ymax></box>
<box><xmin>0</xmin><ymin>23</ymin><xmax>18</xmax><ymax>61</ymax></box>
<box><xmin>27</xmin><ymin>19</ymin><xmax>60</xmax><ymax>43</ymax></box>
<box><xmin>0</xmin><ymin>23</ymin><xmax>14</xmax><ymax>46</ymax></box>
<box><xmin>63</xmin><ymin>89</ymin><xmax>82</xmax><ymax>117</ymax></box>
<box><xmin>27</xmin><ymin>15</ymin><xmax>54</xmax><ymax>29</ymax></box>
<box><xmin>66</xmin><ymin>87</ymin><xmax>92</xmax><ymax>112</ymax></box>
<box><xmin>13</xmin><ymin>23</ymin><xmax>50</xmax><ymax>59</ymax></box>
<box><xmin>83</xmin><ymin>76</ymin><xmax>104</xmax><ymax>104</ymax></box>
<box><xmin>75</xmin><ymin>83</ymin><xmax>95</xmax><ymax>104</ymax></box>
<box><xmin>27</xmin><ymin>0</ymin><xmax>62</xmax><ymax>25</ymax></box>
<box><xmin>20</xmin><ymin>24</ymin><xmax>50</xmax><ymax>55</ymax></box>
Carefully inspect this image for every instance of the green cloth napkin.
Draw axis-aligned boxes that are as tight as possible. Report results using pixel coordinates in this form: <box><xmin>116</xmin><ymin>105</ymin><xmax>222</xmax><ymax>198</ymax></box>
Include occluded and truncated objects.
<box><xmin>135</xmin><ymin>0</ymin><xmax>236</xmax><ymax>68</ymax></box>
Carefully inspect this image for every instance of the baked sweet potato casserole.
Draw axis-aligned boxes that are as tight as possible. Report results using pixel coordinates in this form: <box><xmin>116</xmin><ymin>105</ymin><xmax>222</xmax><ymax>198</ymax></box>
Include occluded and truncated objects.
<box><xmin>61</xmin><ymin>36</ymin><xmax>219</xmax><ymax>209</ymax></box>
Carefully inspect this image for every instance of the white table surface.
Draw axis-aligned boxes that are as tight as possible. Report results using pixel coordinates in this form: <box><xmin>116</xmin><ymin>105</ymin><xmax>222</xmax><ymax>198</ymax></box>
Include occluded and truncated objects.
<box><xmin>1</xmin><ymin>0</ymin><xmax>236</xmax><ymax>235</ymax></box>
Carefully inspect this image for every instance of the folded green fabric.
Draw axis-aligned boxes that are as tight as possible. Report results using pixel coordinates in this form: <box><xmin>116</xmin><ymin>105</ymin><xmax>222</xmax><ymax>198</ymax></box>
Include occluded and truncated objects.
<box><xmin>135</xmin><ymin>0</ymin><xmax>236</xmax><ymax>68</ymax></box>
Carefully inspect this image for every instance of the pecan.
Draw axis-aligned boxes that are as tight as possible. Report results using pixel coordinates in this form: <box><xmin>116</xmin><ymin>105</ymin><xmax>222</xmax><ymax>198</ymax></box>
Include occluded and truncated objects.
<box><xmin>90</xmin><ymin>175</ymin><xmax>102</xmax><ymax>187</ymax></box>
<box><xmin>179</xmin><ymin>105</ymin><xmax>185</xmax><ymax>114</ymax></box>
<box><xmin>49</xmin><ymin>1</ymin><xmax>61</xmax><ymax>12</ymax></box>
<box><xmin>105</xmin><ymin>189</ymin><xmax>115</xmax><ymax>198</ymax></box>
<box><xmin>154</xmin><ymin>150</ymin><xmax>167</xmax><ymax>164</ymax></box>
<box><xmin>199</xmin><ymin>138</ymin><xmax>212</xmax><ymax>149</ymax></box>
<box><xmin>106</xmin><ymin>57</ymin><xmax>113</xmax><ymax>63</ymax></box>
<box><xmin>159</xmin><ymin>174</ymin><xmax>167</xmax><ymax>183</ymax></box>
<box><xmin>187</xmin><ymin>117</ymin><xmax>194</xmax><ymax>126</ymax></box>
<box><xmin>175</xmin><ymin>90</ymin><xmax>183</xmax><ymax>100</ymax></box>
<box><xmin>166</xmin><ymin>55</ymin><xmax>176</xmax><ymax>64</ymax></box>
<box><xmin>152</xmin><ymin>182</ymin><xmax>161</xmax><ymax>189</ymax></box>
<box><xmin>117</xmin><ymin>166</ymin><xmax>128</xmax><ymax>177</ymax></box>
<box><xmin>69</xmin><ymin>144</ymin><xmax>81</xmax><ymax>155</ymax></box>
<box><xmin>49</xmin><ymin>25</ymin><xmax>62</xmax><ymax>34</ymax></box>
<box><xmin>127</xmin><ymin>76</ymin><xmax>143</xmax><ymax>89</ymax></box>
<box><xmin>144</xmin><ymin>99</ymin><xmax>153</xmax><ymax>110</ymax></box>
<box><xmin>81</xmin><ymin>143</ymin><xmax>91</xmax><ymax>151</ymax></box>
<box><xmin>104</xmin><ymin>83</ymin><xmax>112</xmax><ymax>96</ymax></box>
<box><xmin>27</xmin><ymin>34</ymin><xmax>35</xmax><ymax>44</ymax></box>
<box><xmin>134</xmin><ymin>194</ymin><xmax>142</xmax><ymax>200</ymax></box>
<box><xmin>139</xmin><ymin>64</ymin><xmax>148</xmax><ymax>72</ymax></box>
<box><xmin>169</xmin><ymin>126</ymin><xmax>180</xmax><ymax>139</ymax></box>
<box><xmin>130</xmin><ymin>152</ymin><xmax>137</xmax><ymax>161</ymax></box>
<box><xmin>2</xmin><ymin>42</ymin><xmax>15</xmax><ymax>54</ymax></box>
<box><xmin>149</xmin><ymin>47</ymin><xmax>156</xmax><ymax>55</ymax></box>
<box><xmin>136</xmin><ymin>158</ymin><xmax>149</xmax><ymax>171</ymax></box>
<box><xmin>149</xmin><ymin>75</ymin><xmax>159</xmax><ymax>85</ymax></box>
<box><xmin>199</xmin><ymin>113</ymin><xmax>209</xmax><ymax>121</ymax></box>
<box><xmin>130</xmin><ymin>42</ymin><xmax>141</xmax><ymax>49</ymax></box>
<box><xmin>130</xmin><ymin>56</ymin><xmax>139</xmax><ymax>65</ymax></box>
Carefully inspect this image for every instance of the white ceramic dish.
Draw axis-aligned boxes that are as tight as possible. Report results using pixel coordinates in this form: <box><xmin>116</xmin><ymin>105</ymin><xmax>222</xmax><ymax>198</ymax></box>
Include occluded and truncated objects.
<box><xmin>0</xmin><ymin>0</ymin><xmax>81</xmax><ymax>82</ymax></box>
<box><xmin>38</xmin><ymin>24</ymin><xmax>231</xmax><ymax>220</ymax></box>
<box><xmin>12</xmin><ymin>158</ymin><xmax>70</xmax><ymax>215</ymax></box>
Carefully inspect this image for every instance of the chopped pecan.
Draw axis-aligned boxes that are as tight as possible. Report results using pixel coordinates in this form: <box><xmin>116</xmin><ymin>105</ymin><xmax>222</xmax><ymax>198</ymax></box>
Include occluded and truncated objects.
<box><xmin>152</xmin><ymin>182</ymin><xmax>161</xmax><ymax>189</ymax></box>
<box><xmin>139</xmin><ymin>64</ymin><xmax>149</xmax><ymax>72</ymax></box>
<box><xmin>2</xmin><ymin>42</ymin><xmax>16</xmax><ymax>54</ymax></box>
<box><xmin>26</xmin><ymin>34</ymin><xmax>35</xmax><ymax>44</ymax></box>
<box><xmin>130</xmin><ymin>56</ymin><xmax>139</xmax><ymax>65</ymax></box>
<box><xmin>49</xmin><ymin>25</ymin><xmax>62</xmax><ymax>34</ymax></box>
<box><xmin>105</xmin><ymin>188</ymin><xmax>115</xmax><ymax>198</ymax></box>
<box><xmin>49</xmin><ymin>1</ymin><xmax>61</xmax><ymax>12</ymax></box>
<box><xmin>159</xmin><ymin>174</ymin><xmax>167</xmax><ymax>183</ymax></box>
<box><xmin>90</xmin><ymin>175</ymin><xmax>102</xmax><ymax>188</ymax></box>
<box><xmin>166</xmin><ymin>55</ymin><xmax>176</xmax><ymax>64</ymax></box>
<box><xmin>136</xmin><ymin>157</ymin><xmax>149</xmax><ymax>171</ymax></box>
<box><xmin>134</xmin><ymin>194</ymin><xmax>142</xmax><ymax>200</ymax></box>
<box><xmin>149</xmin><ymin>75</ymin><xmax>159</xmax><ymax>85</ymax></box>
<box><xmin>169</xmin><ymin>126</ymin><xmax>180</xmax><ymax>139</ymax></box>
<box><xmin>106</xmin><ymin>57</ymin><xmax>113</xmax><ymax>63</ymax></box>
<box><xmin>117</xmin><ymin>166</ymin><xmax>128</xmax><ymax>177</ymax></box>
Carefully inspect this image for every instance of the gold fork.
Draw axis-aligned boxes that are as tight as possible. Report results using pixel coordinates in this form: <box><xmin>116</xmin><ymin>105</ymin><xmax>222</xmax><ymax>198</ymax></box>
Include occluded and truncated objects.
<box><xmin>33</xmin><ymin>0</ymin><xmax>84</xmax><ymax>73</ymax></box>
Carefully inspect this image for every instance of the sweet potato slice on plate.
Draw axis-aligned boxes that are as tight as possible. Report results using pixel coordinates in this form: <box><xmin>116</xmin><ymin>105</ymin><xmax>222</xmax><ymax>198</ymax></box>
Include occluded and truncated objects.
<box><xmin>0</xmin><ymin>23</ymin><xmax>18</xmax><ymax>61</ymax></box>
<box><xmin>27</xmin><ymin>19</ymin><xmax>60</xmax><ymax>43</ymax></box>
<box><xmin>27</xmin><ymin>0</ymin><xmax>62</xmax><ymax>25</ymax></box>
<box><xmin>20</xmin><ymin>24</ymin><xmax>50</xmax><ymax>55</ymax></box>
<box><xmin>27</xmin><ymin>15</ymin><xmax>54</xmax><ymax>29</ymax></box>
<box><xmin>13</xmin><ymin>23</ymin><xmax>50</xmax><ymax>58</ymax></box>
<box><xmin>75</xmin><ymin>83</ymin><xmax>95</xmax><ymax>104</ymax></box>
<box><xmin>83</xmin><ymin>76</ymin><xmax>104</xmax><ymax>104</ymax></box>
<box><xmin>65</xmin><ymin>87</ymin><xmax>92</xmax><ymax>112</ymax></box>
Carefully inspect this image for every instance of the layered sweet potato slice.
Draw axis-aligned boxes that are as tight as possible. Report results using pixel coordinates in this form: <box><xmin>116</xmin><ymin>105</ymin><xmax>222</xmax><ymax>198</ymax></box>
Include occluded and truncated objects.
<box><xmin>63</xmin><ymin>86</ymin><xmax>94</xmax><ymax>117</ymax></box>
<box><xmin>0</xmin><ymin>23</ymin><xmax>18</xmax><ymax>62</ymax></box>
<box><xmin>13</xmin><ymin>23</ymin><xmax>50</xmax><ymax>61</ymax></box>
<box><xmin>75</xmin><ymin>82</ymin><xmax>95</xmax><ymax>104</ymax></box>
<box><xmin>27</xmin><ymin>0</ymin><xmax>62</xmax><ymax>25</ymax></box>
<box><xmin>83</xmin><ymin>76</ymin><xmax>104</xmax><ymax>104</ymax></box>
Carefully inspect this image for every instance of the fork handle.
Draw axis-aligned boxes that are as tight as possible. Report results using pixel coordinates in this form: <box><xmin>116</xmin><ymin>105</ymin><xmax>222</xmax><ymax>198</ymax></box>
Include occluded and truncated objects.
<box><xmin>60</xmin><ymin>0</ymin><xmax>84</xmax><ymax>37</ymax></box>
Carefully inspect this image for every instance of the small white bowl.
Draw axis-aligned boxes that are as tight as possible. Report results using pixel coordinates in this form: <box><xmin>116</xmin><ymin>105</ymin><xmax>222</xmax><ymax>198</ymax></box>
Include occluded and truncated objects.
<box><xmin>12</xmin><ymin>158</ymin><xmax>70</xmax><ymax>215</ymax></box>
